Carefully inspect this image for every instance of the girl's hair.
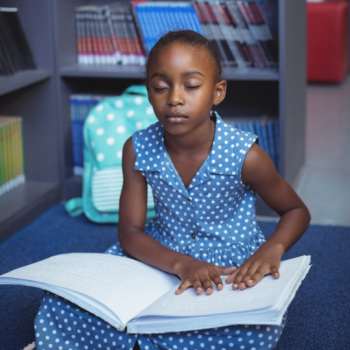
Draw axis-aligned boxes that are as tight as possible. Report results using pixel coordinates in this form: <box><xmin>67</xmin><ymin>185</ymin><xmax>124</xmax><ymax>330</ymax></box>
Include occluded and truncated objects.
<box><xmin>146</xmin><ymin>30</ymin><xmax>223</xmax><ymax>82</ymax></box>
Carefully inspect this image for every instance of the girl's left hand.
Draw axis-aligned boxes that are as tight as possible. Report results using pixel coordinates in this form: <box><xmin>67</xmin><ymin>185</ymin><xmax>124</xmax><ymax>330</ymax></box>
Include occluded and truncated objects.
<box><xmin>225</xmin><ymin>241</ymin><xmax>284</xmax><ymax>290</ymax></box>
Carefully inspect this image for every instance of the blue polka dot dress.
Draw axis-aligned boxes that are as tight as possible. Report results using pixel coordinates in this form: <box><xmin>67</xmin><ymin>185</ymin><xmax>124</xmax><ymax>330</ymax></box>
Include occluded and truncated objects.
<box><xmin>34</xmin><ymin>113</ymin><xmax>287</xmax><ymax>350</ymax></box>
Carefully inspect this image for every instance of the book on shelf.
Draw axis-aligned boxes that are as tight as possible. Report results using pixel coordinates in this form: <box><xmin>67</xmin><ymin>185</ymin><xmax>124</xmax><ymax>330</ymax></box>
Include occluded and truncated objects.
<box><xmin>76</xmin><ymin>4</ymin><xmax>146</xmax><ymax>66</ymax></box>
<box><xmin>222</xmin><ymin>116</ymin><xmax>279</xmax><ymax>172</ymax></box>
<box><xmin>0</xmin><ymin>117</ymin><xmax>25</xmax><ymax>197</ymax></box>
<box><xmin>74</xmin><ymin>1</ymin><xmax>278</xmax><ymax>69</ymax></box>
<box><xmin>0</xmin><ymin>253</ymin><xmax>311</xmax><ymax>333</ymax></box>
<box><xmin>70</xmin><ymin>94</ymin><xmax>111</xmax><ymax>176</ymax></box>
<box><xmin>0</xmin><ymin>7</ymin><xmax>36</xmax><ymax>75</ymax></box>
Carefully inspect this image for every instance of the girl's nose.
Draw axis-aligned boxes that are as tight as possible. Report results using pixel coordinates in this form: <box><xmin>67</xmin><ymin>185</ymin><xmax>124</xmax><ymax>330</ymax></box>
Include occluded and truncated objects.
<box><xmin>167</xmin><ymin>86</ymin><xmax>184</xmax><ymax>106</ymax></box>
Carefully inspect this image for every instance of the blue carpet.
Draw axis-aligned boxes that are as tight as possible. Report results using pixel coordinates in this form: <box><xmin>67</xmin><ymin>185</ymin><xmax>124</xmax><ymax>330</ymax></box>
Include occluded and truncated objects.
<box><xmin>0</xmin><ymin>204</ymin><xmax>349</xmax><ymax>350</ymax></box>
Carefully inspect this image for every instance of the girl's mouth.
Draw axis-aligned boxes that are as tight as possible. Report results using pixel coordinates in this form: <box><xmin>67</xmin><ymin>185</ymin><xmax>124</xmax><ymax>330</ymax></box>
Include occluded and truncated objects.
<box><xmin>165</xmin><ymin>112</ymin><xmax>189</xmax><ymax>124</ymax></box>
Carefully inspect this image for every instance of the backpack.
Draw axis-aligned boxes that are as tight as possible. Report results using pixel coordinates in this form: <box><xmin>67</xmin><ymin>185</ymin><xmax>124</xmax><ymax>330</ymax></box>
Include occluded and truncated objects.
<box><xmin>65</xmin><ymin>85</ymin><xmax>157</xmax><ymax>223</ymax></box>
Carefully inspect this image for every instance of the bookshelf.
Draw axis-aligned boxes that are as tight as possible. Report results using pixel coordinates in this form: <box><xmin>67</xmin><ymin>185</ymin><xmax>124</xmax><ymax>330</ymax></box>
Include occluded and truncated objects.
<box><xmin>0</xmin><ymin>0</ymin><xmax>307</xmax><ymax>243</ymax></box>
<box><xmin>0</xmin><ymin>0</ymin><xmax>60</xmax><ymax>243</ymax></box>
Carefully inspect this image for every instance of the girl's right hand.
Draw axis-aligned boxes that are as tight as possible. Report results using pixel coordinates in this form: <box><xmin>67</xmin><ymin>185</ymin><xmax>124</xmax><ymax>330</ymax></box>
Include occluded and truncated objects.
<box><xmin>174</xmin><ymin>258</ymin><xmax>237</xmax><ymax>295</ymax></box>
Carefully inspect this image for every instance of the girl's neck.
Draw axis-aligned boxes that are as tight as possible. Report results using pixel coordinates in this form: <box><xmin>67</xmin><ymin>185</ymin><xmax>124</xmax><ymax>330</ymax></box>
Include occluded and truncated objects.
<box><xmin>163</xmin><ymin>116</ymin><xmax>215</xmax><ymax>156</ymax></box>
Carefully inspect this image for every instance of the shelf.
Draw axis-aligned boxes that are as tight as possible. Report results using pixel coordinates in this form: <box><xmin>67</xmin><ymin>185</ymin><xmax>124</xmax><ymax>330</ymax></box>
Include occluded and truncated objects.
<box><xmin>60</xmin><ymin>64</ymin><xmax>279</xmax><ymax>81</ymax></box>
<box><xmin>0</xmin><ymin>181</ymin><xmax>60</xmax><ymax>244</ymax></box>
<box><xmin>0</xmin><ymin>69</ymin><xmax>52</xmax><ymax>96</ymax></box>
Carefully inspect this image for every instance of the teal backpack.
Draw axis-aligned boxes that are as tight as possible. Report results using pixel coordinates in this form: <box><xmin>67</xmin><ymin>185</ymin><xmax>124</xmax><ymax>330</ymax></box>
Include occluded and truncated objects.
<box><xmin>65</xmin><ymin>85</ymin><xmax>157</xmax><ymax>223</ymax></box>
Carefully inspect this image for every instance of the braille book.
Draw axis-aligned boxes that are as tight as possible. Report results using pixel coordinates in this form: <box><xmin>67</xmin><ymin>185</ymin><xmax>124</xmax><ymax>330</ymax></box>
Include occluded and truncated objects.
<box><xmin>0</xmin><ymin>254</ymin><xmax>310</xmax><ymax>334</ymax></box>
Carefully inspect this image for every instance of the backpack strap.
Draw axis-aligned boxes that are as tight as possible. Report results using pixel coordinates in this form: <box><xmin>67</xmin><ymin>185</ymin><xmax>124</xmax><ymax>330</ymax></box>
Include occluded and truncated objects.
<box><xmin>65</xmin><ymin>198</ymin><xmax>84</xmax><ymax>217</ymax></box>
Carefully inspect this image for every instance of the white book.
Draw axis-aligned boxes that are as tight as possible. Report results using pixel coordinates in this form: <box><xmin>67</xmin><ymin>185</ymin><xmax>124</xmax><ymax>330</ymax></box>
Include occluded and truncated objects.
<box><xmin>0</xmin><ymin>253</ymin><xmax>311</xmax><ymax>334</ymax></box>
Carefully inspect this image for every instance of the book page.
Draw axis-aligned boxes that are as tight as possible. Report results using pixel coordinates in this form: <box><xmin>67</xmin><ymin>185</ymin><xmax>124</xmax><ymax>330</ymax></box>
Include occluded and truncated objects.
<box><xmin>0</xmin><ymin>253</ymin><xmax>179</xmax><ymax>326</ymax></box>
<box><xmin>135</xmin><ymin>256</ymin><xmax>309</xmax><ymax>318</ymax></box>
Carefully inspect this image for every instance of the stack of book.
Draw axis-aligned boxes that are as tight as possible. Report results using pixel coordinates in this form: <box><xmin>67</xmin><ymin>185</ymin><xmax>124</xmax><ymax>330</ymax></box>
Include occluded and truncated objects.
<box><xmin>74</xmin><ymin>1</ymin><xmax>278</xmax><ymax>68</ymax></box>
<box><xmin>0</xmin><ymin>117</ymin><xmax>25</xmax><ymax>197</ymax></box>
<box><xmin>76</xmin><ymin>4</ymin><xmax>146</xmax><ymax>66</ymax></box>
<box><xmin>70</xmin><ymin>94</ymin><xmax>111</xmax><ymax>175</ymax></box>
<box><xmin>0</xmin><ymin>7</ymin><xmax>36</xmax><ymax>75</ymax></box>
<box><xmin>223</xmin><ymin>116</ymin><xmax>279</xmax><ymax>172</ymax></box>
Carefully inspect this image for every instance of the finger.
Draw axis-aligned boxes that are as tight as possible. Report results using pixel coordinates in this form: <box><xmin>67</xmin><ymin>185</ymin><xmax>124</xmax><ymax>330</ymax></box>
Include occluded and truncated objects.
<box><xmin>270</xmin><ymin>265</ymin><xmax>280</xmax><ymax>279</ymax></box>
<box><xmin>191</xmin><ymin>277</ymin><xmax>204</xmax><ymax>295</ymax></box>
<box><xmin>199</xmin><ymin>275</ymin><xmax>214</xmax><ymax>295</ymax></box>
<box><xmin>224</xmin><ymin>267</ymin><xmax>240</xmax><ymax>284</ymax></box>
<box><xmin>241</xmin><ymin>262</ymin><xmax>262</xmax><ymax>285</ymax></box>
<box><xmin>245</xmin><ymin>264</ymin><xmax>268</xmax><ymax>287</ymax></box>
<box><xmin>209</xmin><ymin>272</ymin><xmax>224</xmax><ymax>291</ymax></box>
<box><xmin>217</xmin><ymin>266</ymin><xmax>237</xmax><ymax>277</ymax></box>
<box><xmin>175</xmin><ymin>280</ymin><xmax>192</xmax><ymax>295</ymax></box>
<box><xmin>232</xmin><ymin>264</ymin><xmax>250</xmax><ymax>288</ymax></box>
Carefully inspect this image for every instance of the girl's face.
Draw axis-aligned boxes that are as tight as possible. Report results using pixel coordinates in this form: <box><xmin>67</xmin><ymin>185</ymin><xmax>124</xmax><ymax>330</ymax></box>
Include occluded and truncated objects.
<box><xmin>147</xmin><ymin>42</ymin><xmax>226</xmax><ymax>136</ymax></box>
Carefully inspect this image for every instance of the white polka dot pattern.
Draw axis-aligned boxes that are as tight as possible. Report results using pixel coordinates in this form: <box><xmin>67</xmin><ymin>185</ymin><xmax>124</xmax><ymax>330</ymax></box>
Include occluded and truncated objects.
<box><xmin>131</xmin><ymin>113</ymin><xmax>265</xmax><ymax>268</ymax></box>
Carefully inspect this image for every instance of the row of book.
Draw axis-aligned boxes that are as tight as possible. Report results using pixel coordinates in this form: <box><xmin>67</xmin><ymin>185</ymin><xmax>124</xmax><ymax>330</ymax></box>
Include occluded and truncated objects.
<box><xmin>70</xmin><ymin>94</ymin><xmax>280</xmax><ymax>175</ymax></box>
<box><xmin>70</xmin><ymin>94</ymin><xmax>111</xmax><ymax>175</ymax></box>
<box><xmin>0</xmin><ymin>117</ymin><xmax>25</xmax><ymax>197</ymax></box>
<box><xmin>0</xmin><ymin>7</ymin><xmax>36</xmax><ymax>75</ymax></box>
<box><xmin>75</xmin><ymin>0</ymin><xmax>278</xmax><ymax>68</ymax></box>
<box><xmin>76</xmin><ymin>4</ymin><xmax>146</xmax><ymax>66</ymax></box>
<box><xmin>223</xmin><ymin>116</ymin><xmax>279</xmax><ymax>172</ymax></box>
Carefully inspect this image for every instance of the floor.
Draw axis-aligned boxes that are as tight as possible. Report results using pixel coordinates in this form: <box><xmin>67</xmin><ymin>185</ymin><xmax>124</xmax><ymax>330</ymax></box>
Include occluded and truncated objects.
<box><xmin>294</xmin><ymin>76</ymin><xmax>350</xmax><ymax>226</ymax></box>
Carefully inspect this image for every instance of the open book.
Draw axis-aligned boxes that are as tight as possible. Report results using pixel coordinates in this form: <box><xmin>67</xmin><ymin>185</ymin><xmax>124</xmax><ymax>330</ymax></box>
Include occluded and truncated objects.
<box><xmin>0</xmin><ymin>253</ymin><xmax>311</xmax><ymax>334</ymax></box>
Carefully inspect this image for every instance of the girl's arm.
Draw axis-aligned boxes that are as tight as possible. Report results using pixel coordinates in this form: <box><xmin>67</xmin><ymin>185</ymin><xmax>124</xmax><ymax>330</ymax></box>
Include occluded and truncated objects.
<box><xmin>225</xmin><ymin>143</ymin><xmax>311</xmax><ymax>289</ymax></box>
<box><xmin>118</xmin><ymin>137</ymin><xmax>236</xmax><ymax>295</ymax></box>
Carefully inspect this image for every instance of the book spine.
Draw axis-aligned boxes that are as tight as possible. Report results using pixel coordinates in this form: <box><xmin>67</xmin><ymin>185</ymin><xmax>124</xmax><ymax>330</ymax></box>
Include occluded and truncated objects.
<box><xmin>98</xmin><ymin>10</ymin><xmax>110</xmax><ymax>65</ymax></box>
<box><xmin>220</xmin><ymin>3</ymin><xmax>252</xmax><ymax>67</ymax></box>
<box><xmin>105</xmin><ymin>6</ymin><xmax>121</xmax><ymax>64</ymax></box>
<box><xmin>82</xmin><ymin>11</ymin><xmax>94</xmax><ymax>65</ymax></box>
<box><xmin>226</xmin><ymin>1</ymin><xmax>266</xmax><ymax>67</ymax></box>
<box><xmin>210</xmin><ymin>2</ymin><xmax>246</xmax><ymax>68</ymax></box>
<box><xmin>123</xmin><ymin>9</ymin><xmax>137</xmax><ymax>65</ymax></box>
<box><xmin>126</xmin><ymin>8</ymin><xmax>145</xmax><ymax>65</ymax></box>
<box><xmin>193</xmin><ymin>2</ymin><xmax>227</xmax><ymax>67</ymax></box>
<box><xmin>75</xmin><ymin>11</ymin><xmax>84</xmax><ymax>64</ymax></box>
<box><xmin>237</xmin><ymin>1</ymin><xmax>272</xmax><ymax>67</ymax></box>
<box><xmin>94</xmin><ymin>11</ymin><xmax>106</xmax><ymax>65</ymax></box>
<box><xmin>131</xmin><ymin>3</ymin><xmax>149</xmax><ymax>56</ymax></box>
<box><xmin>112</xmin><ymin>10</ymin><xmax>129</xmax><ymax>65</ymax></box>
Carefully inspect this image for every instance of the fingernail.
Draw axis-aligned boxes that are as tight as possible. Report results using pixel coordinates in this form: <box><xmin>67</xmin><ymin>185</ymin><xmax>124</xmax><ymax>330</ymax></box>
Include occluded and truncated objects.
<box><xmin>247</xmin><ymin>280</ymin><xmax>253</xmax><ymax>283</ymax></box>
<box><xmin>233</xmin><ymin>284</ymin><xmax>238</xmax><ymax>288</ymax></box>
<box><xmin>218</xmin><ymin>284</ymin><xmax>222</xmax><ymax>288</ymax></box>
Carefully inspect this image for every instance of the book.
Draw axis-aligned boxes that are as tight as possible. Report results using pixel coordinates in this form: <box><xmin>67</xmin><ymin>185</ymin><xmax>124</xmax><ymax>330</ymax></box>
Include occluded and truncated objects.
<box><xmin>0</xmin><ymin>117</ymin><xmax>25</xmax><ymax>196</ymax></box>
<box><xmin>0</xmin><ymin>253</ymin><xmax>311</xmax><ymax>334</ymax></box>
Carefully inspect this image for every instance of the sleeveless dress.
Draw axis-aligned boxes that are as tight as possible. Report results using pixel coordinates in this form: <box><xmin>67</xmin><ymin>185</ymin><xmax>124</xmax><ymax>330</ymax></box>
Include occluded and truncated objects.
<box><xmin>34</xmin><ymin>113</ymin><xmax>287</xmax><ymax>350</ymax></box>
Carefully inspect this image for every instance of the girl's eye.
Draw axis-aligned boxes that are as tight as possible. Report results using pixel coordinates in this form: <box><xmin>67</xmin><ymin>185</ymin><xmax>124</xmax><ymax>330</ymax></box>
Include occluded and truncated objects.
<box><xmin>154</xmin><ymin>87</ymin><xmax>167</xmax><ymax>91</ymax></box>
<box><xmin>185</xmin><ymin>85</ymin><xmax>200</xmax><ymax>89</ymax></box>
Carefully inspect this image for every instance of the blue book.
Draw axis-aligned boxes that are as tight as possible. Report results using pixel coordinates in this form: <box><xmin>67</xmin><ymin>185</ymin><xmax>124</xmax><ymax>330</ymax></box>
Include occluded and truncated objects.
<box><xmin>254</xmin><ymin>122</ymin><xmax>266</xmax><ymax>152</ymax></box>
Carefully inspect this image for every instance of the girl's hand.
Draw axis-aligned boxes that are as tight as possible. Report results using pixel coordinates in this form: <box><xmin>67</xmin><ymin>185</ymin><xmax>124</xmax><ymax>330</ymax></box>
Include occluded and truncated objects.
<box><xmin>225</xmin><ymin>242</ymin><xmax>284</xmax><ymax>290</ymax></box>
<box><xmin>175</xmin><ymin>258</ymin><xmax>237</xmax><ymax>295</ymax></box>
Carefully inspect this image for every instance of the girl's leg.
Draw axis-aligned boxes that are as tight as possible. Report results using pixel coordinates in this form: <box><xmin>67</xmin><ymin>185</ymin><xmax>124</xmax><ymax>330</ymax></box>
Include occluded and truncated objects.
<box><xmin>34</xmin><ymin>293</ymin><xmax>138</xmax><ymax>350</ymax></box>
<box><xmin>34</xmin><ymin>243</ymin><xmax>136</xmax><ymax>350</ymax></box>
<box><xmin>136</xmin><ymin>313</ymin><xmax>287</xmax><ymax>350</ymax></box>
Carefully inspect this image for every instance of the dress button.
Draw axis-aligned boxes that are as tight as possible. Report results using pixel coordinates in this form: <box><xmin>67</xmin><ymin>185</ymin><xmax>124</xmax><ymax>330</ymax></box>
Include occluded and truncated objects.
<box><xmin>191</xmin><ymin>233</ymin><xmax>196</xmax><ymax>239</ymax></box>
<box><xmin>187</xmin><ymin>197</ymin><xmax>191</xmax><ymax>202</ymax></box>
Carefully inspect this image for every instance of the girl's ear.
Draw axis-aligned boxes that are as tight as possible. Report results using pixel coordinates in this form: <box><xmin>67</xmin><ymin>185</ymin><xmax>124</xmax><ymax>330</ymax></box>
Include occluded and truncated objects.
<box><xmin>213</xmin><ymin>80</ymin><xmax>227</xmax><ymax>106</ymax></box>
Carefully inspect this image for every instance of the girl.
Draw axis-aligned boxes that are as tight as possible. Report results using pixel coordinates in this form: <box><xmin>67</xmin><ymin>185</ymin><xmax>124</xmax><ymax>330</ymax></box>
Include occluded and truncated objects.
<box><xmin>35</xmin><ymin>30</ymin><xmax>310</xmax><ymax>350</ymax></box>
